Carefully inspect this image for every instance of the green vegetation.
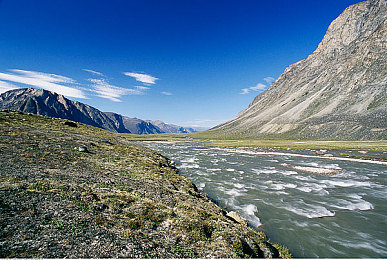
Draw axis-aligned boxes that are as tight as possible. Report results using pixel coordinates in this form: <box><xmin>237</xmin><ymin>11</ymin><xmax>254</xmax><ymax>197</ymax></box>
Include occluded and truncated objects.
<box><xmin>0</xmin><ymin>110</ymin><xmax>290</xmax><ymax>258</ymax></box>
<box><xmin>51</xmin><ymin>217</ymin><xmax>87</xmax><ymax>236</ymax></box>
<box><xmin>338</xmin><ymin>153</ymin><xmax>383</xmax><ymax>160</ymax></box>
<box><xmin>273</xmin><ymin>243</ymin><xmax>293</xmax><ymax>259</ymax></box>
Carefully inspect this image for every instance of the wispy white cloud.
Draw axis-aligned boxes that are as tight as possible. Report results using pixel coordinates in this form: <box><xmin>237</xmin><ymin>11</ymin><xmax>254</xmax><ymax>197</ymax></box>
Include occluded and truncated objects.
<box><xmin>240</xmin><ymin>82</ymin><xmax>268</xmax><ymax>95</ymax></box>
<box><xmin>123</xmin><ymin>72</ymin><xmax>158</xmax><ymax>85</ymax></box>
<box><xmin>161</xmin><ymin>91</ymin><xmax>172</xmax><ymax>96</ymax></box>
<box><xmin>11</xmin><ymin>69</ymin><xmax>77</xmax><ymax>84</ymax></box>
<box><xmin>0</xmin><ymin>68</ymin><xmax>160</xmax><ymax>102</ymax></box>
<box><xmin>136</xmin><ymin>86</ymin><xmax>150</xmax><ymax>90</ymax></box>
<box><xmin>0</xmin><ymin>80</ymin><xmax>19</xmax><ymax>94</ymax></box>
<box><xmin>240</xmin><ymin>88</ymin><xmax>250</xmax><ymax>95</ymax></box>
<box><xmin>88</xmin><ymin>78</ymin><xmax>143</xmax><ymax>102</ymax></box>
<box><xmin>264</xmin><ymin>76</ymin><xmax>274</xmax><ymax>83</ymax></box>
<box><xmin>83</xmin><ymin>69</ymin><xmax>104</xmax><ymax>77</ymax></box>
<box><xmin>250</xmin><ymin>83</ymin><xmax>267</xmax><ymax>91</ymax></box>
<box><xmin>0</xmin><ymin>69</ymin><xmax>86</xmax><ymax>98</ymax></box>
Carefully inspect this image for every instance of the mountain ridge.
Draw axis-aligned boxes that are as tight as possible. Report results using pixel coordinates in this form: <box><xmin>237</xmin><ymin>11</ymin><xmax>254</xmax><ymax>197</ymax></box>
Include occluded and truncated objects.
<box><xmin>209</xmin><ymin>0</ymin><xmax>387</xmax><ymax>140</ymax></box>
<box><xmin>0</xmin><ymin>88</ymin><xmax>197</xmax><ymax>135</ymax></box>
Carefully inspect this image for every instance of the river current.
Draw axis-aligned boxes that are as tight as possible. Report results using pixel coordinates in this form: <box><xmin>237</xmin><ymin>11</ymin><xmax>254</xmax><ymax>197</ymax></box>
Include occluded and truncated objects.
<box><xmin>141</xmin><ymin>141</ymin><xmax>387</xmax><ymax>258</ymax></box>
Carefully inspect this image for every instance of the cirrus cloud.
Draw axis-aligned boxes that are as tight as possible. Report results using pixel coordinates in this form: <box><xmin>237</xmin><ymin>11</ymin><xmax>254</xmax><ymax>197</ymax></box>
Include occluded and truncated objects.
<box><xmin>0</xmin><ymin>68</ymin><xmax>158</xmax><ymax>102</ymax></box>
<box><xmin>249</xmin><ymin>83</ymin><xmax>267</xmax><ymax>91</ymax></box>
<box><xmin>83</xmin><ymin>69</ymin><xmax>104</xmax><ymax>77</ymax></box>
<box><xmin>0</xmin><ymin>80</ymin><xmax>19</xmax><ymax>94</ymax></box>
<box><xmin>88</xmin><ymin>78</ymin><xmax>144</xmax><ymax>102</ymax></box>
<box><xmin>240</xmin><ymin>81</ymin><xmax>269</xmax><ymax>95</ymax></box>
<box><xmin>264</xmin><ymin>76</ymin><xmax>275</xmax><ymax>83</ymax></box>
<box><xmin>0</xmin><ymin>69</ymin><xmax>86</xmax><ymax>98</ymax></box>
<box><xmin>136</xmin><ymin>86</ymin><xmax>150</xmax><ymax>90</ymax></box>
<box><xmin>240</xmin><ymin>88</ymin><xmax>250</xmax><ymax>95</ymax></box>
<box><xmin>123</xmin><ymin>72</ymin><xmax>158</xmax><ymax>85</ymax></box>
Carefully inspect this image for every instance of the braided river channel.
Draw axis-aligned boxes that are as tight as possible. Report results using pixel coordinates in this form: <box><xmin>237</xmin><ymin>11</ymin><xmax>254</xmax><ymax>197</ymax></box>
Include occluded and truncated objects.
<box><xmin>141</xmin><ymin>141</ymin><xmax>387</xmax><ymax>258</ymax></box>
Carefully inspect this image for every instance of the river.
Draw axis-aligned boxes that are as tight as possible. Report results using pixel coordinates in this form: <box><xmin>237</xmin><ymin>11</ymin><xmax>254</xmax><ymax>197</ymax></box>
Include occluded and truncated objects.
<box><xmin>141</xmin><ymin>141</ymin><xmax>387</xmax><ymax>258</ymax></box>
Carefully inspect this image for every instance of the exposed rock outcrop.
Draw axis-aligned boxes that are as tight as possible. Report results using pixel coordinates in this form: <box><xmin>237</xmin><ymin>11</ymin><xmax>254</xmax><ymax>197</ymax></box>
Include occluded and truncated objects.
<box><xmin>226</xmin><ymin>211</ymin><xmax>248</xmax><ymax>226</ymax></box>
<box><xmin>210</xmin><ymin>0</ymin><xmax>387</xmax><ymax>140</ymax></box>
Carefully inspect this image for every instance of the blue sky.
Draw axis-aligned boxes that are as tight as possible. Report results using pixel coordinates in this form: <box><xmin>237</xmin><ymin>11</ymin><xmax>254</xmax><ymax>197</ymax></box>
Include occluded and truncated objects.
<box><xmin>0</xmin><ymin>0</ymin><xmax>362</xmax><ymax>128</ymax></box>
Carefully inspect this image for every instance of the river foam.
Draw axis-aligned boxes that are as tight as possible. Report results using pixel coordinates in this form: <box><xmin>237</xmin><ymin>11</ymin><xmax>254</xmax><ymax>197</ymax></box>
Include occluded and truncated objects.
<box><xmin>331</xmin><ymin>198</ymin><xmax>374</xmax><ymax>211</ymax></box>
<box><xmin>282</xmin><ymin>204</ymin><xmax>336</xmax><ymax>218</ymax></box>
<box><xmin>281</xmin><ymin>163</ymin><xmax>342</xmax><ymax>175</ymax></box>
<box><xmin>140</xmin><ymin>141</ymin><xmax>387</xmax><ymax>258</ymax></box>
<box><xmin>239</xmin><ymin>204</ymin><xmax>262</xmax><ymax>227</ymax></box>
<box><xmin>320</xmin><ymin>179</ymin><xmax>371</xmax><ymax>188</ymax></box>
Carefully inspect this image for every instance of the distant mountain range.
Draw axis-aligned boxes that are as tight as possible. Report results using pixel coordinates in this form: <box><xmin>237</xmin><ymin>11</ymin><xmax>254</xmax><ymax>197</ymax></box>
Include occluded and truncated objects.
<box><xmin>0</xmin><ymin>88</ymin><xmax>198</xmax><ymax>134</ymax></box>
<box><xmin>208</xmin><ymin>0</ymin><xmax>387</xmax><ymax>140</ymax></box>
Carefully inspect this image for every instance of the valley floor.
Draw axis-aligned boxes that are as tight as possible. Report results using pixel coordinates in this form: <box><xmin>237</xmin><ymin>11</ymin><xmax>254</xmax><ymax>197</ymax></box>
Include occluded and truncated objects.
<box><xmin>120</xmin><ymin>133</ymin><xmax>387</xmax><ymax>162</ymax></box>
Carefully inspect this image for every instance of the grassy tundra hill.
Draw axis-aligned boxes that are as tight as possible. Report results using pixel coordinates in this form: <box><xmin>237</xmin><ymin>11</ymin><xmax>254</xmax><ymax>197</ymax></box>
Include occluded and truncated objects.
<box><xmin>0</xmin><ymin>109</ymin><xmax>290</xmax><ymax>258</ymax></box>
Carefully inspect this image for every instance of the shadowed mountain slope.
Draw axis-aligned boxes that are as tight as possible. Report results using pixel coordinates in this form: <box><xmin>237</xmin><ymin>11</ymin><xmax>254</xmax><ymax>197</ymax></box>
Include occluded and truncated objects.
<box><xmin>0</xmin><ymin>88</ymin><xmax>196</xmax><ymax>134</ymax></box>
<box><xmin>147</xmin><ymin>120</ymin><xmax>197</xmax><ymax>134</ymax></box>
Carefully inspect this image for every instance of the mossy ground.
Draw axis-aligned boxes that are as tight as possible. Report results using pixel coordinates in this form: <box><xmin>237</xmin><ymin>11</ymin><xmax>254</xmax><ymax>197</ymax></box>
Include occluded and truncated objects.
<box><xmin>0</xmin><ymin>110</ymin><xmax>291</xmax><ymax>258</ymax></box>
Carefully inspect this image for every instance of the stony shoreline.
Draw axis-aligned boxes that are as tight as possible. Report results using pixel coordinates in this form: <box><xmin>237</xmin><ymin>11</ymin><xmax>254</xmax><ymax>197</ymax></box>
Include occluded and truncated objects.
<box><xmin>0</xmin><ymin>110</ymin><xmax>291</xmax><ymax>258</ymax></box>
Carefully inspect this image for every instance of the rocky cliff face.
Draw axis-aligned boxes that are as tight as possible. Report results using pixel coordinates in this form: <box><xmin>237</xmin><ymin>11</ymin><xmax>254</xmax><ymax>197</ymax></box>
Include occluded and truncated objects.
<box><xmin>0</xmin><ymin>88</ymin><xmax>196</xmax><ymax>135</ymax></box>
<box><xmin>211</xmin><ymin>0</ymin><xmax>387</xmax><ymax>140</ymax></box>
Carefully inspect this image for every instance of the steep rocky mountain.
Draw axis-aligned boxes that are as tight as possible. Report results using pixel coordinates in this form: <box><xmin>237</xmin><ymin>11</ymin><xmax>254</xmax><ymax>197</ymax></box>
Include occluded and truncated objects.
<box><xmin>147</xmin><ymin>120</ymin><xmax>196</xmax><ymax>134</ymax></box>
<box><xmin>0</xmin><ymin>88</ymin><xmax>196</xmax><ymax>134</ymax></box>
<box><xmin>0</xmin><ymin>88</ymin><xmax>118</xmax><ymax>132</ymax></box>
<box><xmin>209</xmin><ymin>0</ymin><xmax>387</xmax><ymax>140</ymax></box>
<box><xmin>104</xmin><ymin>112</ymin><xmax>164</xmax><ymax>135</ymax></box>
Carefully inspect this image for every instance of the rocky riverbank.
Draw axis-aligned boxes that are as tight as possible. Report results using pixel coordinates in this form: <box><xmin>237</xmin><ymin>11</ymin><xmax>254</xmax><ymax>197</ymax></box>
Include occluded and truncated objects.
<box><xmin>0</xmin><ymin>110</ymin><xmax>291</xmax><ymax>258</ymax></box>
